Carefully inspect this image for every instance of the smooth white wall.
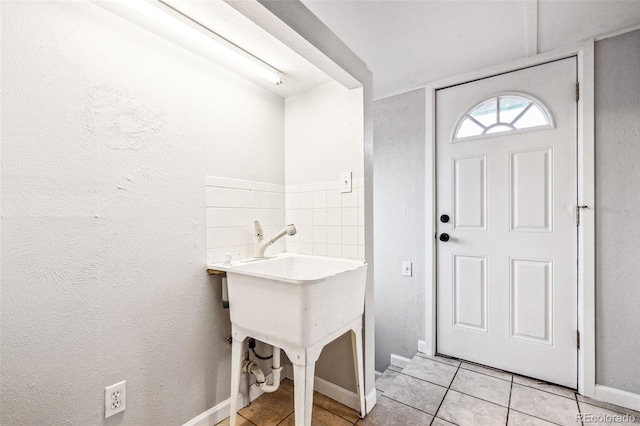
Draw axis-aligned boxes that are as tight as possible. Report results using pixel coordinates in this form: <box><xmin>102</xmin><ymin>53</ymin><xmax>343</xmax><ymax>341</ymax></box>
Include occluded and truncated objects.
<box><xmin>373</xmin><ymin>89</ymin><xmax>426</xmax><ymax>371</ymax></box>
<box><xmin>285</xmin><ymin>82</ymin><xmax>364</xmax><ymax>185</ymax></box>
<box><xmin>594</xmin><ymin>29</ymin><xmax>640</xmax><ymax>395</ymax></box>
<box><xmin>0</xmin><ymin>2</ymin><xmax>284</xmax><ymax>424</ymax></box>
<box><xmin>284</xmin><ymin>81</ymin><xmax>364</xmax><ymax>391</ymax></box>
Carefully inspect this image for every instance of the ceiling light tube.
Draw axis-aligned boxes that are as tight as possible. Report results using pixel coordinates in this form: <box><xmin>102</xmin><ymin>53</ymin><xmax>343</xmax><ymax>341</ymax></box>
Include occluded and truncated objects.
<box><xmin>124</xmin><ymin>0</ymin><xmax>283</xmax><ymax>85</ymax></box>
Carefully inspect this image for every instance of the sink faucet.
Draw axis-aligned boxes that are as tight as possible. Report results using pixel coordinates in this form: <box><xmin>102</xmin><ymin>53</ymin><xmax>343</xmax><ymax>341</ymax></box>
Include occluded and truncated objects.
<box><xmin>254</xmin><ymin>221</ymin><xmax>297</xmax><ymax>258</ymax></box>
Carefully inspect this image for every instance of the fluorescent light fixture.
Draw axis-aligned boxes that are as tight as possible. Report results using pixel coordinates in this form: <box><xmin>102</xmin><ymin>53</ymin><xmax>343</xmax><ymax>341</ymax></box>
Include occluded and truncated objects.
<box><xmin>124</xmin><ymin>0</ymin><xmax>283</xmax><ymax>85</ymax></box>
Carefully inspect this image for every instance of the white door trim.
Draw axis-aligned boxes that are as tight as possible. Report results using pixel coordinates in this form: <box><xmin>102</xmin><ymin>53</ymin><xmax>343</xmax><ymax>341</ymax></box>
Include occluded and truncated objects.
<box><xmin>424</xmin><ymin>40</ymin><xmax>595</xmax><ymax>398</ymax></box>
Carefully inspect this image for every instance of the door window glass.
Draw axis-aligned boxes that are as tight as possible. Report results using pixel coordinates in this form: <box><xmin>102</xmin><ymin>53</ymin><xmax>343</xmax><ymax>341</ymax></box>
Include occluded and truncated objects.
<box><xmin>453</xmin><ymin>95</ymin><xmax>552</xmax><ymax>141</ymax></box>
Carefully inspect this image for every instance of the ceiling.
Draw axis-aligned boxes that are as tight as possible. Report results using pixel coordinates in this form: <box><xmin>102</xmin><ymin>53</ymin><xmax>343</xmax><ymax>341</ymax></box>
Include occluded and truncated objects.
<box><xmin>167</xmin><ymin>0</ymin><xmax>335</xmax><ymax>97</ymax></box>
<box><xmin>101</xmin><ymin>0</ymin><xmax>333</xmax><ymax>98</ymax></box>
<box><xmin>301</xmin><ymin>0</ymin><xmax>640</xmax><ymax>98</ymax></box>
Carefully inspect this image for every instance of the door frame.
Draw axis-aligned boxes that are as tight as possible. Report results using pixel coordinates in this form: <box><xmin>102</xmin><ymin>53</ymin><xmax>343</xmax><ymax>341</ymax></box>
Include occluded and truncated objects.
<box><xmin>423</xmin><ymin>40</ymin><xmax>595</xmax><ymax>397</ymax></box>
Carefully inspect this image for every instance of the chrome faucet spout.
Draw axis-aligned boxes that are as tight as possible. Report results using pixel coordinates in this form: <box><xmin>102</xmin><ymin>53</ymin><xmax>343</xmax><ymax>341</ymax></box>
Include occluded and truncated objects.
<box><xmin>253</xmin><ymin>222</ymin><xmax>297</xmax><ymax>258</ymax></box>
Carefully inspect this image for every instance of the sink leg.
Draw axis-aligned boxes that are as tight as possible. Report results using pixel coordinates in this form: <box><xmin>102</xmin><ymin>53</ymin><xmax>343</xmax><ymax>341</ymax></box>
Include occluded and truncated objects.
<box><xmin>229</xmin><ymin>336</ymin><xmax>243</xmax><ymax>426</ymax></box>
<box><xmin>292</xmin><ymin>361</ymin><xmax>315</xmax><ymax>426</ymax></box>
<box><xmin>351</xmin><ymin>322</ymin><xmax>366</xmax><ymax>418</ymax></box>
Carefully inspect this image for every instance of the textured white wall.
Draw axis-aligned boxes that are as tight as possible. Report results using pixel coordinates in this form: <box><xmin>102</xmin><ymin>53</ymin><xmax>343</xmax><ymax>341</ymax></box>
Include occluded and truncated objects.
<box><xmin>373</xmin><ymin>89</ymin><xmax>426</xmax><ymax>371</ymax></box>
<box><xmin>0</xmin><ymin>2</ymin><xmax>284</xmax><ymax>424</ymax></box>
<box><xmin>594</xmin><ymin>29</ymin><xmax>640</xmax><ymax>395</ymax></box>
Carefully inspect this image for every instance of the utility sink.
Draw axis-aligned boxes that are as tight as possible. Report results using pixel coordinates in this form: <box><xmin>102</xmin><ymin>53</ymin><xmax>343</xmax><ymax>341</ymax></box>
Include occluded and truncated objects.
<box><xmin>210</xmin><ymin>253</ymin><xmax>367</xmax><ymax>348</ymax></box>
<box><xmin>210</xmin><ymin>252</ymin><xmax>368</xmax><ymax>425</ymax></box>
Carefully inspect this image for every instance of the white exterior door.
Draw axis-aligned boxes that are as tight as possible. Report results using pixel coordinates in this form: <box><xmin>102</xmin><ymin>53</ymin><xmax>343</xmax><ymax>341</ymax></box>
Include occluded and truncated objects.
<box><xmin>436</xmin><ymin>58</ymin><xmax>578</xmax><ymax>388</ymax></box>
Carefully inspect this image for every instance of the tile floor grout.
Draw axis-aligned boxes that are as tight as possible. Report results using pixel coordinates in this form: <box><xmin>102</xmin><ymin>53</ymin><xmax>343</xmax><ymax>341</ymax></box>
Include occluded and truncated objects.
<box><xmin>509</xmin><ymin>407</ymin><xmax>564</xmax><ymax>425</ymax></box>
<box><xmin>574</xmin><ymin>392</ymin><xmax>584</xmax><ymax>426</ymax></box>
<box><xmin>429</xmin><ymin>361</ymin><xmax>461</xmax><ymax>425</ymax></box>
<box><xmin>504</xmin><ymin>374</ymin><xmax>513</xmax><ymax>425</ymax></box>
<box><xmin>223</xmin><ymin>355</ymin><xmax>636</xmax><ymax>426</ymax></box>
<box><xmin>378</xmin><ymin>354</ymin><xmax>603</xmax><ymax>425</ymax></box>
<box><xmin>412</xmin><ymin>353</ymin><xmax>583</xmax><ymax>401</ymax></box>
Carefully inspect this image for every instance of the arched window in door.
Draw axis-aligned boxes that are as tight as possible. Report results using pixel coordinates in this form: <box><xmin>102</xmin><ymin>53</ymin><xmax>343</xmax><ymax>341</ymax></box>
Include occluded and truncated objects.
<box><xmin>453</xmin><ymin>94</ymin><xmax>553</xmax><ymax>141</ymax></box>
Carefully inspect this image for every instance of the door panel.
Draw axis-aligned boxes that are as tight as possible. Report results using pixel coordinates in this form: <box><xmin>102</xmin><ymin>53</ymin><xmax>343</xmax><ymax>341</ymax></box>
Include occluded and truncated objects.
<box><xmin>453</xmin><ymin>254</ymin><xmax>487</xmax><ymax>332</ymax></box>
<box><xmin>453</xmin><ymin>156</ymin><xmax>486</xmax><ymax>230</ymax></box>
<box><xmin>510</xmin><ymin>148</ymin><xmax>553</xmax><ymax>232</ymax></box>
<box><xmin>436</xmin><ymin>58</ymin><xmax>577</xmax><ymax>388</ymax></box>
<box><xmin>510</xmin><ymin>258</ymin><xmax>552</xmax><ymax>344</ymax></box>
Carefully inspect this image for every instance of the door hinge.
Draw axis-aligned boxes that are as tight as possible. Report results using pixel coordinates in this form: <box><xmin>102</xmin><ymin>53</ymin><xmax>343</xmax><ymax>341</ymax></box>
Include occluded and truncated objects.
<box><xmin>576</xmin><ymin>82</ymin><xmax>580</xmax><ymax>102</ymax></box>
<box><xmin>576</xmin><ymin>205</ymin><xmax>588</xmax><ymax>226</ymax></box>
<box><xmin>577</xmin><ymin>330</ymin><xmax>581</xmax><ymax>350</ymax></box>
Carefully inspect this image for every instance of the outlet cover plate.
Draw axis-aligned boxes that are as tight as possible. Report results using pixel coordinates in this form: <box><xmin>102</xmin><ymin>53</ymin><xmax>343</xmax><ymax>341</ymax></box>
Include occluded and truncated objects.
<box><xmin>105</xmin><ymin>380</ymin><xmax>126</xmax><ymax>418</ymax></box>
<box><xmin>340</xmin><ymin>171</ymin><xmax>352</xmax><ymax>193</ymax></box>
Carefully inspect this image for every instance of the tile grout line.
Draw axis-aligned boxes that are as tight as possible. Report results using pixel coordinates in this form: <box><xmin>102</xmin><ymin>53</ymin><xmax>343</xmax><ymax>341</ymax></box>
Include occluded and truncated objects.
<box><xmin>508</xmin><ymin>408</ymin><xmax>563</xmax><ymax>426</ymax></box>
<box><xmin>458</xmin><ymin>366</ymin><xmax>512</xmax><ymax>383</ymax></box>
<box><xmin>273</xmin><ymin>409</ymin><xmax>295</xmax><ymax>426</ymax></box>
<box><xmin>575</xmin><ymin>392</ymin><xmax>584</xmax><ymax>426</ymax></box>
<box><xmin>239</xmin><ymin>413</ymin><xmax>259</xmax><ymax>426</ymax></box>
<box><xmin>428</xmin><ymin>359</ymin><xmax>462</xmax><ymax>425</ymax></box>
<box><xmin>416</xmin><ymin>353</ymin><xmax>579</xmax><ymax>401</ymax></box>
<box><xmin>505</xmin><ymin>373</ymin><xmax>514</xmax><ymax>425</ymax></box>
<box><xmin>415</xmin><ymin>354</ymin><xmax>513</xmax><ymax>383</ymax></box>
<box><xmin>377</xmin><ymin>394</ymin><xmax>440</xmax><ymax>418</ymax></box>
<box><xmin>510</xmin><ymin>381</ymin><xmax>578</xmax><ymax>401</ymax></box>
<box><xmin>396</xmin><ymin>369</ymin><xmax>513</xmax><ymax>410</ymax></box>
<box><xmin>415</xmin><ymin>353</ymin><xmax>461</xmax><ymax>367</ymax></box>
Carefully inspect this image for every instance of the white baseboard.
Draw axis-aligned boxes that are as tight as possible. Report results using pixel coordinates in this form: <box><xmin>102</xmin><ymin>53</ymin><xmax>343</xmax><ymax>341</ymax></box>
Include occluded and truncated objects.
<box><xmin>375</xmin><ymin>370</ymin><xmax>383</xmax><ymax>379</ymax></box>
<box><xmin>284</xmin><ymin>364</ymin><xmax>361</xmax><ymax>412</ymax></box>
<box><xmin>418</xmin><ymin>340</ymin><xmax>427</xmax><ymax>354</ymax></box>
<box><xmin>390</xmin><ymin>354</ymin><xmax>411</xmax><ymax>369</ymax></box>
<box><xmin>183</xmin><ymin>373</ymin><xmax>277</xmax><ymax>426</ymax></box>
<box><xmin>314</xmin><ymin>375</ymin><xmax>360</xmax><ymax>411</ymax></box>
<box><xmin>182</xmin><ymin>393</ymin><xmax>244</xmax><ymax>426</ymax></box>
<box><xmin>365</xmin><ymin>387</ymin><xmax>377</xmax><ymax>414</ymax></box>
<box><xmin>593</xmin><ymin>385</ymin><xmax>640</xmax><ymax>411</ymax></box>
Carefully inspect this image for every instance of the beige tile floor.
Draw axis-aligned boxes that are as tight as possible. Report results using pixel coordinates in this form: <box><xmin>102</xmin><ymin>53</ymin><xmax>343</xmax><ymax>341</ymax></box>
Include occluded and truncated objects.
<box><xmin>218</xmin><ymin>354</ymin><xmax>640</xmax><ymax>425</ymax></box>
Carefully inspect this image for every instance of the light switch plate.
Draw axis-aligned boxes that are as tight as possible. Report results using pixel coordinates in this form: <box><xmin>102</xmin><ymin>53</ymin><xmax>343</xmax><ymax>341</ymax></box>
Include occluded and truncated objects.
<box><xmin>340</xmin><ymin>171</ymin><xmax>352</xmax><ymax>193</ymax></box>
<box><xmin>402</xmin><ymin>261</ymin><xmax>412</xmax><ymax>277</ymax></box>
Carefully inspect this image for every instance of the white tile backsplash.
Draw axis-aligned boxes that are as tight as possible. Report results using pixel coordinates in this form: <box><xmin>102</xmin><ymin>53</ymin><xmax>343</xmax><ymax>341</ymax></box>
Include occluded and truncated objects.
<box><xmin>327</xmin><ymin>226</ymin><xmax>341</xmax><ymax>244</ymax></box>
<box><xmin>312</xmin><ymin>182</ymin><xmax>326</xmax><ymax>192</ymax></box>
<box><xmin>326</xmin><ymin>191</ymin><xmax>341</xmax><ymax>208</ymax></box>
<box><xmin>285</xmin><ymin>178</ymin><xmax>365</xmax><ymax>260</ymax></box>
<box><xmin>341</xmin><ymin>208</ymin><xmax>358</xmax><ymax>226</ymax></box>
<box><xmin>342</xmin><ymin>227</ymin><xmax>358</xmax><ymax>245</ymax></box>
<box><xmin>205</xmin><ymin>176</ymin><xmax>285</xmax><ymax>264</ymax></box>
<box><xmin>312</xmin><ymin>209</ymin><xmax>327</xmax><ymax>226</ymax></box>
<box><xmin>312</xmin><ymin>191</ymin><xmax>327</xmax><ymax>208</ymax></box>
<box><xmin>341</xmin><ymin>191</ymin><xmax>358</xmax><ymax>208</ymax></box>
<box><xmin>327</xmin><ymin>208</ymin><xmax>342</xmax><ymax>226</ymax></box>
<box><xmin>206</xmin><ymin>176</ymin><xmax>365</xmax><ymax>262</ymax></box>
<box><xmin>299</xmin><ymin>192</ymin><xmax>313</xmax><ymax>209</ymax></box>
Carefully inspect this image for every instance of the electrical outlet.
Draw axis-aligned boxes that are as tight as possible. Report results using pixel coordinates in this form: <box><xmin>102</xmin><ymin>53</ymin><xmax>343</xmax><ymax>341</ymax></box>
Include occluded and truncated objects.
<box><xmin>402</xmin><ymin>261</ymin><xmax>412</xmax><ymax>277</ymax></box>
<box><xmin>340</xmin><ymin>171</ymin><xmax>352</xmax><ymax>193</ymax></box>
<box><xmin>105</xmin><ymin>380</ymin><xmax>126</xmax><ymax>418</ymax></box>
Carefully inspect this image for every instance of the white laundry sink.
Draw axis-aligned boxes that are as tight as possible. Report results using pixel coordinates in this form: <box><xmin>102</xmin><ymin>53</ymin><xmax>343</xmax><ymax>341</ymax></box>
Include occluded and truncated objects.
<box><xmin>210</xmin><ymin>253</ymin><xmax>367</xmax><ymax>348</ymax></box>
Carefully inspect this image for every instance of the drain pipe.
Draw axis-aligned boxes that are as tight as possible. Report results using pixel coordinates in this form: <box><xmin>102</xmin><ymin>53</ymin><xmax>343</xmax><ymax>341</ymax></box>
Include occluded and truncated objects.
<box><xmin>241</xmin><ymin>345</ymin><xmax>282</xmax><ymax>393</ymax></box>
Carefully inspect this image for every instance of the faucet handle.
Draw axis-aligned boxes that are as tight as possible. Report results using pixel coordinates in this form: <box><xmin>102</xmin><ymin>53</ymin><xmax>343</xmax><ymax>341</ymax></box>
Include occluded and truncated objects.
<box><xmin>223</xmin><ymin>252</ymin><xmax>240</xmax><ymax>266</ymax></box>
<box><xmin>254</xmin><ymin>220</ymin><xmax>264</xmax><ymax>238</ymax></box>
